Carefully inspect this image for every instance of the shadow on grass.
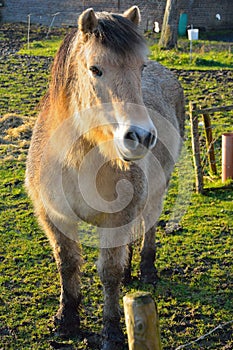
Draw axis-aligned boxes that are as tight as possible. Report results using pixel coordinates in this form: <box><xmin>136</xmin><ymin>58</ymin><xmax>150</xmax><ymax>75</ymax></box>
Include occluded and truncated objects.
<box><xmin>136</xmin><ymin>275</ymin><xmax>233</xmax><ymax>350</ymax></box>
<box><xmin>203</xmin><ymin>181</ymin><xmax>233</xmax><ymax>201</ymax></box>
<box><xmin>195</xmin><ymin>58</ymin><xmax>233</xmax><ymax>69</ymax></box>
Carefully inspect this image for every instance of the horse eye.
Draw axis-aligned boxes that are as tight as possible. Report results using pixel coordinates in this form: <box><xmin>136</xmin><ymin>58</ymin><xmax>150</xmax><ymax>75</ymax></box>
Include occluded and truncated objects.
<box><xmin>89</xmin><ymin>66</ymin><xmax>102</xmax><ymax>77</ymax></box>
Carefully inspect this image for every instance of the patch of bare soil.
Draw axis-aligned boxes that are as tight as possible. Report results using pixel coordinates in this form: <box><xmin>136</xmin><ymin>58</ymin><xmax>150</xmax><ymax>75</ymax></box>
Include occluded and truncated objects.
<box><xmin>0</xmin><ymin>22</ymin><xmax>66</xmax><ymax>55</ymax></box>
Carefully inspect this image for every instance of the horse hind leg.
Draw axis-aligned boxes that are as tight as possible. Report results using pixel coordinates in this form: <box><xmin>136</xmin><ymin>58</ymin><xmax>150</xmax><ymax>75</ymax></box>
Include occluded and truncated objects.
<box><xmin>97</xmin><ymin>246</ymin><xmax>128</xmax><ymax>350</ymax></box>
<box><xmin>140</xmin><ymin>225</ymin><xmax>158</xmax><ymax>284</ymax></box>
<box><xmin>40</xmin><ymin>214</ymin><xmax>82</xmax><ymax>337</ymax></box>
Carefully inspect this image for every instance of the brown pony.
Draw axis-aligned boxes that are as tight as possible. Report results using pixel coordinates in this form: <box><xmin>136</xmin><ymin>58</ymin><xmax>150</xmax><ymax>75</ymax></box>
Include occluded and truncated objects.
<box><xmin>26</xmin><ymin>6</ymin><xmax>184</xmax><ymax>350</ymax></box>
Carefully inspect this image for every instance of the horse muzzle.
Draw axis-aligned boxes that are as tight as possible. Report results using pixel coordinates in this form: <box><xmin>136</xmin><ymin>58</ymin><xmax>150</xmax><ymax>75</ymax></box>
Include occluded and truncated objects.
<box><xmin>115</xmin><ymin>125</ymin><xmax>157</xmax><ymax>161</ymax></box>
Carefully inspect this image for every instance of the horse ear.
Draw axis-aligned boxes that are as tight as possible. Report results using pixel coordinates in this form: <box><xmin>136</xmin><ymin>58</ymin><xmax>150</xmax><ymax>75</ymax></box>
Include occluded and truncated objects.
<box><xmin>123</xmin><ymin>6</ymin><xmax>141</xmax><ymax>25</ymax></box>
<box><xmin>78</xmin><ymin>8</ymin><xmax>98</xmax><ymax>34</ymax></box>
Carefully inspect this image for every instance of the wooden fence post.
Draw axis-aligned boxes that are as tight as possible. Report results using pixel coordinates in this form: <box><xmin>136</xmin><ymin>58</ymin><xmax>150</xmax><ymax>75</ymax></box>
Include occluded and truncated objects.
<box><xmin>123</xmin><ymin>292</ymin><xmax>162</xmax><ymax>350</ymax></box>
<box><xmin>189</xmin><ymin>102</ymin><xmax>203</xmax><ymax>193</ymax></box>
<box><xmin>202</xmin><ymin>113</ymin><xmax>217</xmax><ymax>175</ymax></box>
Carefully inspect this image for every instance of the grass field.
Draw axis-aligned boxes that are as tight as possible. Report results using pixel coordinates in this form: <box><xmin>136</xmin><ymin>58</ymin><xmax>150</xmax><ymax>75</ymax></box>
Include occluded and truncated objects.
<box><xmin>18</xmin><ymin>33</ymin><xmax>233</xmax><ymax>70</ymax></box>
<box><xmin>149</xmin><ymin>39</ymin><xmax>233</xmax><ymax>70</ymax></box>
<box><xmin>0</xmin><ymin>26</ymin><xmax>233</xmax><ymax>349</ymax></box>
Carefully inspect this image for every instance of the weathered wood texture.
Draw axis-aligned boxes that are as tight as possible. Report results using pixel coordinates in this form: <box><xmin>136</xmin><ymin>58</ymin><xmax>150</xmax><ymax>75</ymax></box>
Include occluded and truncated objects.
<box><xmin>193</xmin><ymin>105</ymin><xmax>233</xmax><ymax>115</ymax></box>
<box><xmin>123</xmin><ymin>292</ymin><xmax>162</xmax><ymax>350</ymax></box>
<box><xmin>189</xmin><ymin>103</ymin><xmax>233</xmax><ymax>190</ymax></box>
<box><xmin>202</xmin><ymin>113</ymin><xmax>217</xmax><ymax>175</ymax></box>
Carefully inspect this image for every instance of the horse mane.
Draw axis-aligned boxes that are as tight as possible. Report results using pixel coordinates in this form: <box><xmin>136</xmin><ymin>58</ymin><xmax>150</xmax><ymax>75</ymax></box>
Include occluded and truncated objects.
<box><xmin>49</xmin><ymin>29</ymin><xmax>77</xmax><ymax>104</ymax></box>
<box><xmin>46</xmin><ymin>12</ymin><xmax>147</xmax><ymax>111</ymax></box>
<box><xmin>92</xmin><ymin>12</ymin><xmax>146</xmax><ymax>56</ymax></box>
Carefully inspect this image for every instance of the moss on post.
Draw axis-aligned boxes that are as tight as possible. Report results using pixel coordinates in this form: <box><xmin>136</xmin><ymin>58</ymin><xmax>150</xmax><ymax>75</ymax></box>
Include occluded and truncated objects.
<box><xmin>123</xmin><ymin>292</ymin><xmax>162</xmax><ymax>350</ymax></box>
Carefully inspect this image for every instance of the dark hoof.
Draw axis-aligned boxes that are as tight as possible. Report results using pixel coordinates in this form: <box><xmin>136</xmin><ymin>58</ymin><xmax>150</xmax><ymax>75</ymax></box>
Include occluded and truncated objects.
<box><xmin>102</xmin><ymin>340</ymin><xmax>125</xmax><ymax>350</ymax></box>
<box><xmin>53</xmin><ymin>311</ymin><xmax>80</xmax><ymax>338</ymax></box>
<box><xmin>102</xmin><ymin>323</ymin><xmax>125</xmax><ymax>350</ymax></box>
<box><xmin>140</xmin><ymin>266</ymin><xmax>158</xmax><ymax>284</ymax></box>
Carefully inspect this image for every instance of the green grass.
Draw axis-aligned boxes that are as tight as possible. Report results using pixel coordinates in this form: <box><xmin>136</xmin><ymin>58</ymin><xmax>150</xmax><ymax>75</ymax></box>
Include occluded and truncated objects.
<box><xmin>1</xmin><ymin>154</ymin><xmax>232</xmax><ymax>350</ymax></box>
<box><xmin>1</xmin><ymin>158</ymin><xmax>232</xmax><ymax>349</ymax></box>
<box><xmin>149</xmin><ymin>40</ymin><xmax>233</xmax><ymax>70</ymax></box>
<box><xmin>19</xmin><ymin>37</ymin><xmax>63</xmax><ymax>57</ymax></box>
<box><xmin>18</xmin><ymin>34</ymin><xmax>233</xmax><ymax>70</ymax></box>
<box><xmin>1</xmin><ymin>29</ymin><xmax>233</xmax><ymax>349</ymax></box>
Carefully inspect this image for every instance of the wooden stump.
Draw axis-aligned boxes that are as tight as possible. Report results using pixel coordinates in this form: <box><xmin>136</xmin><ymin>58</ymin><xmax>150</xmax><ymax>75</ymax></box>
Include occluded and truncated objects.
<box><xmin>123</xmin><ymin>292</ymin><xmax>162</xmax><ymax>350</ymax></box>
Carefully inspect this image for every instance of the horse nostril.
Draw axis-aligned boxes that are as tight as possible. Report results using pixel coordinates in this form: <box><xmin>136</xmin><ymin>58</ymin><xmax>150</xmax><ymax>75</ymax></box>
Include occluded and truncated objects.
<box><xmin>144</xmin><ymin>133</ymin><xmax>152</xmax><ymax>149</ymax></box>
<box><xmin>123</xmin><ymin>126</ymin><xmax>157</xmax><ymax>153</ymax></box>
<box><xmin>125</xmin><ymin>131</ymin><xmax>138</xmax><ymax>142</ymax></box>
<box><xmin>124</xmin><ymin>130</ymin><xmax>139</xmax><ymax>151</ymax></box>
<box><xmin>148</xmin><ymin>132</ymin><xmax>157</xmax><ymax>149</ymax></box>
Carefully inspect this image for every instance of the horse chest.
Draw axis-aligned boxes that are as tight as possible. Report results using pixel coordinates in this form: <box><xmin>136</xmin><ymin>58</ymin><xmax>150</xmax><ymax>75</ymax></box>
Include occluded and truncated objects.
<box><xmin>61</xmin><ymin>163</ymin><xmax>147</xmax><ymax>227</ymax></box>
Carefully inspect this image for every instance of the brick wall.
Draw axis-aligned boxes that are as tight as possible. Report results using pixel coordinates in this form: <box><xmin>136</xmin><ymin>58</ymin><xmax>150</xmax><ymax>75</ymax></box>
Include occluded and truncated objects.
<box><xmin>1</xmin><ymin>0</ymin><xmax>233</xmax><ymax>31</ymax></box>
<box><xmin>180</xmin><ymin>0</ymin><xmax>233</xmax><ymax>30</ymax></box>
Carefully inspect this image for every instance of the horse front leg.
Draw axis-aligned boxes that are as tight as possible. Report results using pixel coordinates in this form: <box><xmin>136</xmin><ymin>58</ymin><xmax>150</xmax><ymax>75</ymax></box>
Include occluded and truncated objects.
<box><xmin>97</xmin><ymin>246</ymin><xmax>128</xmax><ymax>350</ymax></box>
<box><xmin>123</xmin><ymin>243</ymin><xmax>133</xmax><ymax>285</ymax></box>
<box><xmin>140</xmin><ymin>225</ymin><xmax>158</xmax><ymax>284</ymax></box>
<box><xmin>40</xmin><ymin>214</ymin><xmax>82</xmax><ymax>337</ymax></box>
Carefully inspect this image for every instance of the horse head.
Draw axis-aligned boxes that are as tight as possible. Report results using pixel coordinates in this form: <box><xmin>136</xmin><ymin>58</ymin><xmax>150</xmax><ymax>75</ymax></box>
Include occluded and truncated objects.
<box><xmin>51</xmin><ymin>7</ymin><xmax>157</xmax><ymax>166</ymax></box>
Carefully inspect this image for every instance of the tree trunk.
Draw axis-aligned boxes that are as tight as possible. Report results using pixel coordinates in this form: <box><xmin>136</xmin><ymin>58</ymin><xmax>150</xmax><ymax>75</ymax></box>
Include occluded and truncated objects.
<box><xmin>159</xmin><ymin>0</ymin><xmax>179</xmax><ymax>49</ymax></box>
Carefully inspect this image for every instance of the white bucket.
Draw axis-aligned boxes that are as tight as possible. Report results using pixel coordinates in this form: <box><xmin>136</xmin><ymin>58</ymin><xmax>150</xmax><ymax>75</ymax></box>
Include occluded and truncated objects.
<box><xmin>188</xmin><ymin>28</ymin><xmax>199</xmax><ymax>40</ymax></box>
